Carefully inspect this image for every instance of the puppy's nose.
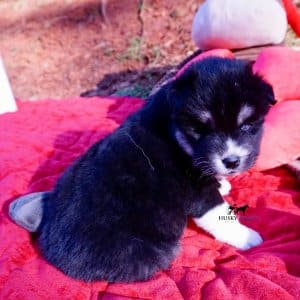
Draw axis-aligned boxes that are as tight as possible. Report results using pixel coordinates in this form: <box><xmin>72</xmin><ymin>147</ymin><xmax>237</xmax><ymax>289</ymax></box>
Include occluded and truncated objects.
<box><xmin>222</xmin><ymin>155</ymin><xmax>240</xmax><ymax>169</ymax></box>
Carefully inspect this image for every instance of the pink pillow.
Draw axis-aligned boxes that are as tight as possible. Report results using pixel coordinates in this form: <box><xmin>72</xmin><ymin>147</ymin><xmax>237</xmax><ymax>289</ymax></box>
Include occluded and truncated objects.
<box><xmin>175</xmin><ymin>49</ymin><xmax>234</xmax><ymax>78</ymax></box>
<box><xmin>255</xmin><ymin>100</ymin><xmax>300</xmax><ymax>171</ymax></box>
<box><xmin>253</xmin><ymin>47</ymin><xmax>300</xmax><ymax>102</ymax></box>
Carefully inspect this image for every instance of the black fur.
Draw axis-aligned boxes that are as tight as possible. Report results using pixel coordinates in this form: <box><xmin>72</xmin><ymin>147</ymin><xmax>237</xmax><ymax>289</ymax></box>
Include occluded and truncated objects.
<box><xmin>235</xmin><ymin>204</ymin><xmax>250</xmax><ymax>215</ymax></box>
<box><xmin>38</xmin><ymin>57</ymin><xmax>275</xmax><ymax>282</ymax></box>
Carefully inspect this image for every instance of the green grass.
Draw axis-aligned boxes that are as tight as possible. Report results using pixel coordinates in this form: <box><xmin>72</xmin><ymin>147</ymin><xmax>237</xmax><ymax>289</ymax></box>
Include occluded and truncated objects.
<box><xmin>286</xmin><ymin>27</ymin><xmax>300</xmax><ymax>47</ymax></box>
<box><xmin>117</xmin><ymin>37</ymin><xmax>143</xmax><ymax>63</ymax></box>
<box><xmin>114</xmin><ymin>84</ymin><xmax>152</xmax><ymax>98</ymax></box>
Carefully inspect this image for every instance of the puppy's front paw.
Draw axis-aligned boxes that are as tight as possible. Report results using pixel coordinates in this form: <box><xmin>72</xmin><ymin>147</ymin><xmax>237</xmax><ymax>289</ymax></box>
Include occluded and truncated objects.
<box><xmin>194</xmin><ymin>203</ymin><xmax>262</xmax><ymax>250</ymax></box>
<box><xmin>219</xmin><ymin>224</ymin><xmax>263</xmax><ymax>250</ymax></box>
<box><xmin>218</xmin><ymin>178</ymin><xmax>231</xmax><ymax>196</ymax></box>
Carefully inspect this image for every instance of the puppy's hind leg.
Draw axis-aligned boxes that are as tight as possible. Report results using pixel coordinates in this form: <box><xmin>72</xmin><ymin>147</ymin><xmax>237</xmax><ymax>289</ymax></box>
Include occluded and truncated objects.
<box><xmin>9</xmin><ymin>192</ymin><xmax>49</xmax><ymax>232</ymax></box>
<box><xmin>193</xmin><ymin>202</ymin><xmax>262</xmax><ymax>250</ymax></box>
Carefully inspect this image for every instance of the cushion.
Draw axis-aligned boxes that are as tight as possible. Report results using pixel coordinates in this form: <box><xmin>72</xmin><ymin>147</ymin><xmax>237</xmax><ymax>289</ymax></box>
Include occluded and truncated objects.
<box><xmin>192</xmin><ymin>0</ymin><xmax>287</xmax><ymax>50</ymax></box>
<box><xmin>253</xmin><ymin>47</ymin><xmax>300</xmax><ymax>102</ymax></box>
<box><xmin>255</xmin><ymin>100</ymin><xmax>300</xmax><ymax>170</ymax></box>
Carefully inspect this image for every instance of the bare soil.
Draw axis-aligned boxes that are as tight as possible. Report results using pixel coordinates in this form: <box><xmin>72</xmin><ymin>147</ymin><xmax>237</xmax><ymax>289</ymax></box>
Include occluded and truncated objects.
<box><xmin>0</xmin><ymin>0</ymin><xmax>299</xmax><ymax>100</ymax></box>
<box><xmin>0</xmin><ymin>0</ymin><xmax>201</xmax><ymax>100</ymax></box>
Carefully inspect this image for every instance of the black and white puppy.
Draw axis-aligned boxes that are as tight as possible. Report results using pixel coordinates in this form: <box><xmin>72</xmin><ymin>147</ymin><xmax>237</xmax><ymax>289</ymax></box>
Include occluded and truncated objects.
<box><xmin>9</xmin><ymin>57</ymin><xmax>275</xmax><ymax>283</ymax></box>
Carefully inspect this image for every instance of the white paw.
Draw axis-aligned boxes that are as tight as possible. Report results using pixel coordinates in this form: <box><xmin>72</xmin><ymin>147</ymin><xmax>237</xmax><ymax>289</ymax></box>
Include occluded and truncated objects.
<box><xmin>218</xmin><ymin>178</ymin><xmax>231</xmax><ymax>196</ymax></box>
<box><xmin>216</xmin><ymin>223</ymin><xmax>263</xmax><ymax>250</ymax></box>
<box><xmin>193</xmin><ymin>202</ymin><xmax>262</xmax><ymax>250</ymax></box>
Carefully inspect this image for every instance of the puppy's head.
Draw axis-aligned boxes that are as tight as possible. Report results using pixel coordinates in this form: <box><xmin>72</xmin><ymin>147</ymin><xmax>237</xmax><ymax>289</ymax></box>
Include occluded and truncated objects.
<box><xmin>168</xmin><ymin>57</ymin><xmax>275</xmax><ymax>177</ymax></box>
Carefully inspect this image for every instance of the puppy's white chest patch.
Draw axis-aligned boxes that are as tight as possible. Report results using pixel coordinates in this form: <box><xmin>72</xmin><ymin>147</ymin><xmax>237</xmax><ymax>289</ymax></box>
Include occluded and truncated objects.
<box><xmin>218</xmin><ymin>177</ymin><xmax>231</xmax><ymax>196</ymax></box>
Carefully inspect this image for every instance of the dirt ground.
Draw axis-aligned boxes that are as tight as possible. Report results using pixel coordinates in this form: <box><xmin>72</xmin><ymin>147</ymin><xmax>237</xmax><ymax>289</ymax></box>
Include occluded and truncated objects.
<box><xmin>0</xmin><ymin>0</ymin><xmax>201</xmax><ymax>100</ymax></box>
<box><xmin>0</xmin><ymin>0</ymin><xmax>299</xmax><ymax>100</ymax></box>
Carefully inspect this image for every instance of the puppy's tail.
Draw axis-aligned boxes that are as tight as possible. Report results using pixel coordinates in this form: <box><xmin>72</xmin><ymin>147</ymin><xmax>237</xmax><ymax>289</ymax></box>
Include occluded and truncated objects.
<box><xmin>9</xmin><ymin>191</ymin><xmax>50</xmax><ymax>232</ymax></box>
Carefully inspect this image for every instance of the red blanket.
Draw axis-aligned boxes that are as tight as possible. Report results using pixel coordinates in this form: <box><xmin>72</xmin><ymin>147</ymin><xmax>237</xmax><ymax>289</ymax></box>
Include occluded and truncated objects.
<box><xmin>1</xmin><ymin>95</ymin><xmax>300</xmax><ymax>299</ymax></box>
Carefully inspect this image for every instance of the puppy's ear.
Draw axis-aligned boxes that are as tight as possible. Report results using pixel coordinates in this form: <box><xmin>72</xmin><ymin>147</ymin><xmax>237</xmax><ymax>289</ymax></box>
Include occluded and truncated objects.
<box><xmin>168</xmin><ymin>65</ymin><xmax>200</xmax><ymax>111</ymax></box>
<box><xmin>268</xmin><ymin>93</ymin><xmax>277</xmax><ymax>105</ymax></box>
<box><xmin>262</xmin><ymin>80</ymin><xmax>277</xmax><ymax>106</ymax></box>
<box><xmin>246</xmin><ymin>61</ymin><xmax>277</xmax><ymax>106</ymax></box>
<box><xmin>173</xmin><ymin>64</ymin><xmax>199</xmax><ymax>91</ymax></box>
<box><xmin>245</xmin><ymin>60</ymin><xmax>255</xmax><ymax>71</ymax></box>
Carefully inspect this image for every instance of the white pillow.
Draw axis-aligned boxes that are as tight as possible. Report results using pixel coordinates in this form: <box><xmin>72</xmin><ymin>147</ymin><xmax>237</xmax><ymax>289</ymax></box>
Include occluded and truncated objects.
<box><xmin>192</xmin><ymin>0</ymin><xmax>288</xmax><ymax>50</ymax></box>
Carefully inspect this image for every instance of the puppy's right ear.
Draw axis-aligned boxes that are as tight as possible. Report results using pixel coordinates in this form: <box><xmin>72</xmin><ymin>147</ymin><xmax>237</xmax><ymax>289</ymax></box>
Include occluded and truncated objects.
<box><xmin>147</xmin><ymin>64</ymin><xmax>200</xmax><ymax>114</ymax></box>
<box><xmin>168</xmin><ymin>64</ymin><xmax>200</xmax><ymax>112</ymax></box>
<box><xmin>172</xmin><ymin>64</ymin><xmax>200</xmax><ymax>92</ymax></box>
<box><xmin>249</xmin><ymin>61</ymin><xmax>277</xmax><ymax>106</ymax></box>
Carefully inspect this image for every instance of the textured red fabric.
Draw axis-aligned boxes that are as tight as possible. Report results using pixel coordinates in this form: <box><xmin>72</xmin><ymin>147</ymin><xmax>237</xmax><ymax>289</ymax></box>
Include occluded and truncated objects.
<box><xmin>1</xmin><ymin>96</ymin><xmax>300</xmax><ymax>299</ymax></box>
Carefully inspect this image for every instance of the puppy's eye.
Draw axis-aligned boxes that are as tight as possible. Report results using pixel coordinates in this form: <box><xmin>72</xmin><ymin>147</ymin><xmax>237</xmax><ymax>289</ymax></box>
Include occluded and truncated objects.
<box><xmin>193</xmin><ymin>127</ymin><xmax>202</xmax><ymax>134</ymax></box>
<box><xmin>193</xmin><ymin>126</ymin><xmax>207</xmax><ymax>136</ymax></box>
<box><xmin>240</xmin><ymin>123</ymin><xmax>252</xmax><ymax>132</ymax></box>
<box><xmin>188</xmin><ymin>128</ymin><xmax>201</xmax><ymax>139</ymax></box>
